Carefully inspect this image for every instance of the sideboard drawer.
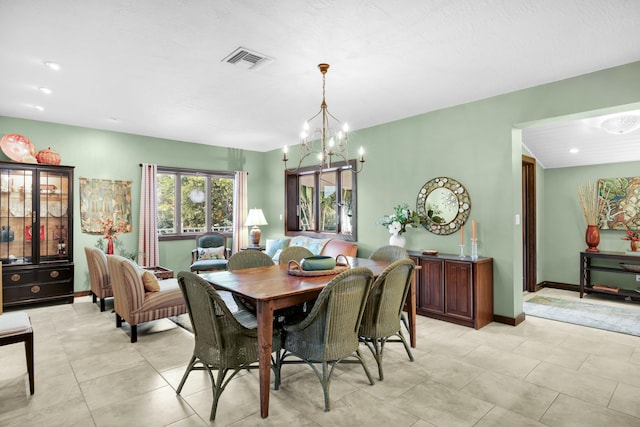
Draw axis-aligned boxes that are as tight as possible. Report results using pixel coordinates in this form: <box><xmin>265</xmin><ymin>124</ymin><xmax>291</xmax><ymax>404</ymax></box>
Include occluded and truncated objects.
<box><xmin>3</xmin><ymin>281</ymin><xmax>73</xmax><ymax>303</ymax></box>
<box><xmin>2</xmin><ymin>269</ymin><xmax>36</xmax><ymax>287</ymax></box>
<box><xmin>37</xmin><ymin>266</ymin><xmax>72</xmax><ymax>282</ymax></box>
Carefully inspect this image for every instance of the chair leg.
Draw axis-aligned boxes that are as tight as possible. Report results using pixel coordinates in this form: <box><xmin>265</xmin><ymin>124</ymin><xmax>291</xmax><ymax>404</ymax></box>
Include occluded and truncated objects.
<box><xmin>25</xmin><ymin>331</ymin><xmax>34</xmax><ymax>395</ymax></box>
<box><xmin>92</xmin><ymin>292</ymin><xmax>97</xmax><ymax>304</ymax></box>
<box><xmin>115</xmin><ymin>314</ymin><xmax>122</xmax><ymax>328</ymax></box>
<box><xmin>130</xmin><ymin>325</ymin><xmax>137</xmax><ymax>343</ymax></box>
<box><xmin>177</xmin><ymin>355</ymin><xmax>198</xmax><ymax>394</ymax></box>
<box><xmin>321</xmin><ymin>361</ymin><xmax>331</xmax><ymax>412</ymax></box>
<box><xmin>100</xmin><ymin>298</ymin><xmax>106</xmax><ymax>312</ymax></box>
<box><xmin>355</xmin><ymin>348</ymin><xmax>374</xmax><ymax>385</ymax></box>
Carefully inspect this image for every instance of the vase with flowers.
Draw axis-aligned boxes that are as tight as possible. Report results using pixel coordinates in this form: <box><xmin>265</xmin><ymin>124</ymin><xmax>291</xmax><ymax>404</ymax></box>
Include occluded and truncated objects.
<box><xmin>97</xmin><ymin>216</ymin><xmax>129</xmax><ymax>255</ymax></box>
<box><xmin>621</xmin><ymin>229</ymin><xmax>640</xmax><ymax>252</ymax></box>
<box><xmin>379</xmin><ymin>203</ymin><xmax>424</xmax><ymax>248</ymax></box>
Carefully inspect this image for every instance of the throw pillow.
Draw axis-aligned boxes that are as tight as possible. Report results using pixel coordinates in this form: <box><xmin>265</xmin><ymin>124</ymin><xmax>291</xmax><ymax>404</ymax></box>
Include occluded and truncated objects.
<box><xmin>265</xmin><ymin>238</ymin><xmax>290</xmax><ymax>258</ymax></box>
<box><xmin>141</xmin><ymin>270</ymin><xmax>160</xmax><ymax>292</ymax></box>
<box><xmin>198</xmin><ymin>246</ymin><xmax>225</xmax><ymax>260</ymax></box>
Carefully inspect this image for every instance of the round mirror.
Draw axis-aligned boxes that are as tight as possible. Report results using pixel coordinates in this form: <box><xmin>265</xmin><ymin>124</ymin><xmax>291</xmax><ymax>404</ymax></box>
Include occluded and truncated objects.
<box><xmin>416</xmin><ymin>177</ymin><xmax>471</xmax><ymax>235</ymax></box>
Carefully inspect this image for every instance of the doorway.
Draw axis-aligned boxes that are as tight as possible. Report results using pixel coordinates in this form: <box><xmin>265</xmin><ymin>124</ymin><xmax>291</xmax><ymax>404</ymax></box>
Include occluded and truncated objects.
<box><xmin>522</xmin><ymin>155</ymin><xmax>537</xmax><ymax>292</ymax></box>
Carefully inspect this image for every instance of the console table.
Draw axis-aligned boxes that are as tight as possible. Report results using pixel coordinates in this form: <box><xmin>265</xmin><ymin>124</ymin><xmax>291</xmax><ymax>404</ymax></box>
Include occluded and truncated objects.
<box><xmin>579</xmin><ymin>251</ymin><xmax>640</xmax><ymax>301</ymax></box>
<box><xmin>408</xmin><ymin>251</ymin><xmax>493</xmax><ymax>329</ymax></box>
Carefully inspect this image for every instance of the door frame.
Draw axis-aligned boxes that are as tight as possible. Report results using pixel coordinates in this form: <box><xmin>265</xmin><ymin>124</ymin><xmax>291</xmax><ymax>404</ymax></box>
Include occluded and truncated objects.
<box><xmin>522</xmin><ymin>155</ymin><xmax>537</xmax><ymax>292</ymax></box>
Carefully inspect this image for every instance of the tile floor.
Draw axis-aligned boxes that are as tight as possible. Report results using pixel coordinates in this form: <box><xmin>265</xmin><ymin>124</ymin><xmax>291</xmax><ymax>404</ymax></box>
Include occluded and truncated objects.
<box><xmin>0</xmin><ymin>288</ymin><xmax>639</xmax><ymax>427</ymax></box>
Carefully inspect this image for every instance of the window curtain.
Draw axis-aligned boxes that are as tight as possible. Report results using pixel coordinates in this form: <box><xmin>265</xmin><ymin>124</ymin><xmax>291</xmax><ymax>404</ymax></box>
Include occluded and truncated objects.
<box><xmin>232</xmin><ymin>171</ymin><xmax>249</xmax><ymax>254</ymax></box>
<box><xmin>138</xmin><ymin>163</ymin><xmax>159</xmax><ymax>266</ymax></box>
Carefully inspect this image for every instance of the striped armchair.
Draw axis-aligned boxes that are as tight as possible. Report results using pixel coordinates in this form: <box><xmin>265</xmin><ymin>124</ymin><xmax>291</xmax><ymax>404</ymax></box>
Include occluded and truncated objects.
<box><xmin>107</xmin><ymin>255</ymin><xmax>187</xmax><ymax>343</ymax></box>
<box><xmin>85</xmin><ymin>247</ymin><xmax>113</xmax><ymax>312</ymax></box>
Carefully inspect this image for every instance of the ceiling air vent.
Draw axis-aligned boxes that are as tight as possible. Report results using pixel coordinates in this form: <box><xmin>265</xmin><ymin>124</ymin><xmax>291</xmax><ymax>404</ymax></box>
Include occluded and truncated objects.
<box><xmin>222</xmin><ymin>47</ymin><xmax>273</xmax><ymax>70</ymax></box>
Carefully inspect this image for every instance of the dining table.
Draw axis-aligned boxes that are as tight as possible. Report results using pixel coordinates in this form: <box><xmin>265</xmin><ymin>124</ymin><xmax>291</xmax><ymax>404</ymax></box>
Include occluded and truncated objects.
<box><xmin>199</xmin><ymin>256</ymin><xmax>417</xmax><ymax>418</ymax></box>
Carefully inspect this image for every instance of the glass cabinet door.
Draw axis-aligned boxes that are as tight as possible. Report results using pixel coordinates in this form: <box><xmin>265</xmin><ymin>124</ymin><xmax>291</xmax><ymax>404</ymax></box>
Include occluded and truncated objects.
<box><xmin>38</xmin><ymin>170</ymin><xmax>70</xmax><ymax>262</ymax></box>
<box><xmin>0</xmin><ymin>168</ymin><xmax>34</xmax><ymax>264</ymax></box>
<box><xmin>0</xmin><ymin>168</ymin><xmax>71</xmax><ymax>266</ymax></box>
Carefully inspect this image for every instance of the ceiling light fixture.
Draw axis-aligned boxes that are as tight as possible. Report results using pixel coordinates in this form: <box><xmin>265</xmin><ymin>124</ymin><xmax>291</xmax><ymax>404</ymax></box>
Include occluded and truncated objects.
<box><xmin>569</xmin><ymin>148</ymin><xmax>579</xmax><ymax>154</ymax></box>
<box><xmin>44</xmin><ymin>61</ymin><xmax>60</xmax><ymax>71</ymax></box>
<box><xmin>283</xmin><ymin>63</ymin><xmax>365</xmax><ymax>173</ymax></box>
<box><xmin>189</xmin><ymin>174</ymin><xmax>205</xmax><ymax>203</ymax></box>
<box><xmin>33</xmin><ymin>105</ymin><xmax>44</xmax><ymax>111</ymax></box>
<box><xmin>38</xmin><ymin>87</ymin><xmax>52</xmax><ymax>94</ymax></box>
<box><xmin>600</xmin><ymin>114</ymin><xmax>640</xmax><ymax>135</ymax></box>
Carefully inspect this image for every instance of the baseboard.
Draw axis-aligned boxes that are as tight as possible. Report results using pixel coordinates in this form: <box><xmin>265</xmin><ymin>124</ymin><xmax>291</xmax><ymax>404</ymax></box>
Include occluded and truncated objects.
<box><xmin>74</xmin><ymin>290</ymin><xmax>91</xmax><ymax>297</ymax></box>
<box><xmin>537</xmin><ymin>281</ymin><xmax>579</xmax><ymax>292</ymax></box>
<box><xmin>493</xmin><ymin>312</ymin><xmax>526</xmax><ymax>326</ymax></box>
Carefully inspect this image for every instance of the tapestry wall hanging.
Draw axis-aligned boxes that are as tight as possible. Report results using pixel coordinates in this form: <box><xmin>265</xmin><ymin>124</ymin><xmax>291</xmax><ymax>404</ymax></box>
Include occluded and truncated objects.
<box><xmin>80</xmin><ymin>177</ymin><xmax>133</xmax><ymax>234</ymax></box>
<box><xmin>598</xmin><ymin>176</ymin><xmax>640</xmax><ymax>230</ymax></box>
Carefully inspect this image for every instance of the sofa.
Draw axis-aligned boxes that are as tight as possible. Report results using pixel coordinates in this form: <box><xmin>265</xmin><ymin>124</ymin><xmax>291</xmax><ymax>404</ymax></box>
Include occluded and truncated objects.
<box><xmin>264</xmin><ymin>236</ymin><xmax>357</xmax><ymax>263</ymax></box>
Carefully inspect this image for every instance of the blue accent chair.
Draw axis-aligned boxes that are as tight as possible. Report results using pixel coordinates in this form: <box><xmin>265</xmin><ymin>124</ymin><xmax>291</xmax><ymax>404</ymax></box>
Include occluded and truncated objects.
<box><xmin>190</xmin><ymin>232</ymin><xmax>229</xmax><ymax>273</ymax></box>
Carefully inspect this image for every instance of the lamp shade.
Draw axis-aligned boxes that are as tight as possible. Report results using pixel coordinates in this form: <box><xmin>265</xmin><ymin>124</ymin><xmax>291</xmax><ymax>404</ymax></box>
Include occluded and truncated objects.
<box><xmin>245</xmin><ymin>208</ymin><xmax>268</xmax><ymax>227</ymax></box>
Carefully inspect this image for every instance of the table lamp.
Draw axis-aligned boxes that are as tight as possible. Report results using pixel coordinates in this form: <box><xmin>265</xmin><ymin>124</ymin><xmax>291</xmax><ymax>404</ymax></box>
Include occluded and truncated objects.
<box><xmin>245</xmin><ymin>208</ymin><xmax>268</xmax><ymax>247</ymax></box>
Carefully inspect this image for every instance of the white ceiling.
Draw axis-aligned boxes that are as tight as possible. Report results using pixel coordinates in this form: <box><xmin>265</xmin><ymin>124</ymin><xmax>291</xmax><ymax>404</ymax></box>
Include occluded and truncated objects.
<box><xmin>1</xmin><ymin>0</ymin><xmax>639</xmax><ymax>168</ymax></box>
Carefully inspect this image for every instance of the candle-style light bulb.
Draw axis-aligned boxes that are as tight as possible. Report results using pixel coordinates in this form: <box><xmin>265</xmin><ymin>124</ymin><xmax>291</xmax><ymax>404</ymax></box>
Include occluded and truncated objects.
<box><xmin>359</xmin><ymin>146</ymin><xmax>364</xmax><ymax>161</ymax></box>
<box><xmin>343</xmin><ymin>123</ymin><xmax>349</xmax><ymax>133</ymax></box>
<box><xmin>283</xmin><ymin>145</ymin><xmax>288</xmax><ymax>162</ymax></box>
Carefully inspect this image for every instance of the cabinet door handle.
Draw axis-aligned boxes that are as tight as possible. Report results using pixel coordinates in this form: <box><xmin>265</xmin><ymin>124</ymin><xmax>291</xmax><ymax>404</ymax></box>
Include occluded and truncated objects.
<box><xmin>50</xmin><ymin>270</ymin><xmax>59</xmax><ymax>278</ymax></box>
<box><xmin>10</xmin><ymin>273</ymin><xmax>21</xmax><ymax>282</ymax></box>
<box><xmin>31</xmin><ymin>285</ymin><xmax>41</xmax><ymax>294</ymax></box>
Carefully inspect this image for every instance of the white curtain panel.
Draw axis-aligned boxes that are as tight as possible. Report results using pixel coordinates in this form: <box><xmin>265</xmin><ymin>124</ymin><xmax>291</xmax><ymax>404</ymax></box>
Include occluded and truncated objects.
<box><xmin>138</xmin><ymin>163</ymin><xmax>159</xmax><ymax>266</ymax></box>
<box><xmin>232</xmin><ymin>171</ymin><xmax>249</xmax><ymax>254</ymax></box>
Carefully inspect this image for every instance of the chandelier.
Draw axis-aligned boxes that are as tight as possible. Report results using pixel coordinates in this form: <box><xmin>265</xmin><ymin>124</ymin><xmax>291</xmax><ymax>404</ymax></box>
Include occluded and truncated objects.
<box><xmin>283</xmin><ymin>63</ymin><xmax>365</xmax><ymax>173</ymax></box>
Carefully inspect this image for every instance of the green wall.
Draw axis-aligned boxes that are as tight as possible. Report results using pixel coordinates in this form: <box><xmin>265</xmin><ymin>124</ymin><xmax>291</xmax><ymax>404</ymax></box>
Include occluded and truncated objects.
<box><xmin>1</xmin><ymin>60</ymin><xmax>639</xmax><ymax>320</ymax></box>
<box><xmin>542</xmin><ymin>161</ymin><xmax>640</xmax><ymax>289</ymax></box>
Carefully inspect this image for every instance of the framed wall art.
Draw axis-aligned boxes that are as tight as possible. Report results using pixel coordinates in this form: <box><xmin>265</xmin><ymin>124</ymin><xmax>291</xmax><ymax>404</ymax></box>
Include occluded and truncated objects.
<box><xmin>80</xmin><ymin>177</ymin><xmax>133</xmax><ymax>234</ymax></box>
<box><xmin>598</xmin><ymin>176</ymin><xmax>640</xmax><ymax>231</ymax></box>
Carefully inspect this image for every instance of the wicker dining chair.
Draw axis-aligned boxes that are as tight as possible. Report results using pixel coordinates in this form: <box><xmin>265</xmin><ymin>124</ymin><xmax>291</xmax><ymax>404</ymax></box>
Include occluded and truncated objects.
<box><xmin>176</xmin><ymin>272</ymin><xmax>281</xmax><ymax>420</ymax></box>
<box><xmin>369</xmin><ymin>245</ymin><xmax>411</xmax><ymax>332</ymax></box>
<box><xmin>227</xmin><ymin>251</ymin><xmax>275</xmax><ymax>313</ymax></box>
<box><xmin>278</xmin><ymin>246</ymin><xmax>314</xmax><ymax>265</ymax></box>
<box><xmin>359</xmin><ymin>258</ymin><xmax>415</xmax><ymax>380</ymax></box>
<box><xmin>275</xmin><ymin>267</ymin><xmax>375</xmax><ymax>411</ymax></box>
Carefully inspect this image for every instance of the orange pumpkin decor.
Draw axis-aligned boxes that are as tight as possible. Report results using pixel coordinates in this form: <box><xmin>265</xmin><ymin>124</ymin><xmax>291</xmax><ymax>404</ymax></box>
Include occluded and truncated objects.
<box><xmin>36</xmin><ymin>147</ymin><xmax>61</xmax><ymax>165</ymax></box>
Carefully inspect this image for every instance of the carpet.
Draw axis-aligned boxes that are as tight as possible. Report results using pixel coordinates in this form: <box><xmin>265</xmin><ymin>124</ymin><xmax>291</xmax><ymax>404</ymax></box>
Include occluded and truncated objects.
<box><xmin>523</xmin><ymin>295</ymin><xmax>640</xmax><ymax>337</ymax></box>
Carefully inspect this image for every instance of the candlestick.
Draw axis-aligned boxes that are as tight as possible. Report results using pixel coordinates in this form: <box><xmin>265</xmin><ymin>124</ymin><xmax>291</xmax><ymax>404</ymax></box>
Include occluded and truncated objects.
<box><xmin>472</xmin><ymin>220</ymin><xmax>477</xmax><ymax>241</ymax></box>
<box><xmin>471</xmin><ymin>238</ymin><xmax>478</xmax><ymax>260</ymax></box>
<box><xmin>460</xmin><ymin>225</ymin><xmax>464</xmax><ymax>245</ymax></box>
<box><xmin>459</xmin><ymin>244</ymin><xmax>465</xmax><ymax>258</ymax></box>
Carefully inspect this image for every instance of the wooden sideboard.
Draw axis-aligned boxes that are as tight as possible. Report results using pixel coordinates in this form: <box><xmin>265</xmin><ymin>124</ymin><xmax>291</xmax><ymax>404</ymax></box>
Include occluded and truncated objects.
<box><xmin>408</xmin><ymin>251</ymin><xmax>493</xmax><ymax>329</ymax></box>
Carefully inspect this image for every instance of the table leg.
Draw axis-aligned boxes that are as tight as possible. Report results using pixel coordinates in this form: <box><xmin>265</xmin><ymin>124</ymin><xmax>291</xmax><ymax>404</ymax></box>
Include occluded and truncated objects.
<box><xmin>257</xmin><ymin>300</ymin><xmax>274</xmax><ymax>418</ymax></box>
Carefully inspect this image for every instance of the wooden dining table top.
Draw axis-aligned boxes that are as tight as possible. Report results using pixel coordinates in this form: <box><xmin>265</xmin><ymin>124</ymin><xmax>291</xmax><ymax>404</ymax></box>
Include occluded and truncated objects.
<box><xmin>199</xmin><ymin>257</ymin><xmax>392</xmax><ymax>301</ymax></box>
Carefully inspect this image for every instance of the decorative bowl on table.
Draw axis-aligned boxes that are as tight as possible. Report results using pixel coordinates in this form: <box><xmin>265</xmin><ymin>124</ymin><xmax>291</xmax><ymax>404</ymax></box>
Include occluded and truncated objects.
<box><xmin>620</xmin><ymin>263</ymin><xmax>640</xmax><ymax>272</ymax></box>
<box><xmin>300</xmin><ymin>256</ymin><xmax>336</xmax><ymax>271</ymax></box>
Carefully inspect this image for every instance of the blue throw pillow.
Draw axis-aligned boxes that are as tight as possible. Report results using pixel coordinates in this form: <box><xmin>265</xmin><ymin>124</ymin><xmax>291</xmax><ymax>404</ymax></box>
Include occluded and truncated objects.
<box><xmin>265</xmin><ymin>238</ymin><xmax>290</xmax><ymax>258</ymax></box>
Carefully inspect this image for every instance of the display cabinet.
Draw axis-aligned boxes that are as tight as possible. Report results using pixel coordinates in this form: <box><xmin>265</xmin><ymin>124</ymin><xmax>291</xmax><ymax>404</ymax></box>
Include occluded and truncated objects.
<box><xmin>409</xmin><ymin>251</ymin><xmax>493</xmax><ymax>329</ymax></box>
<box><xmin>0</xmin><ymin>161</ymin><xmax>74</xmax><ymax>307</ymax></box>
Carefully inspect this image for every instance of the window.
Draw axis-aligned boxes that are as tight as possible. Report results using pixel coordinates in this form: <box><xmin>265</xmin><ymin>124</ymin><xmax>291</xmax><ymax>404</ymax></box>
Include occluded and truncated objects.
<box><xmin>285</xmin><ymin>160</ymin><xmax>356</xmax><ymax>241</ymax></box>
<box><xmin>157</xmin><ymin>167</ymin><xmax>234</xmax><ymax>239</ymax></box>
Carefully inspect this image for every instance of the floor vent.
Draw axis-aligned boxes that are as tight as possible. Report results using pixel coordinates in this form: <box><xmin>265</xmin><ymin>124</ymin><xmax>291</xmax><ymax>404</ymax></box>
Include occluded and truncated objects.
<box><xmin>222</xmin><ymin>47</ymin><xmax>273</xmax><ymax>70</ymax></box>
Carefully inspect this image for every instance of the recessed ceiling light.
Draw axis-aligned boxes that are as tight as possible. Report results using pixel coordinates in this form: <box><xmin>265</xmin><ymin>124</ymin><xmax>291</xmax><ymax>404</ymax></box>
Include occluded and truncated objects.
<box><xmin>44</xmin><ymin>61</ymin><xmax>60</xmax><ymax>71</ymax></box>
<box><xmin>569</xmin><ymin>148</ymin><xmax>579</xmax><ymax>154</ymax></box>
<box><xmin>38</xmin><ymin>87</ymin><xmax>52</xmax><ymax>94</ymax></box>
<box><xmin>33</xmin><ymin>105</ymin><xmax>44</xmax><ymax>111</ymax></box>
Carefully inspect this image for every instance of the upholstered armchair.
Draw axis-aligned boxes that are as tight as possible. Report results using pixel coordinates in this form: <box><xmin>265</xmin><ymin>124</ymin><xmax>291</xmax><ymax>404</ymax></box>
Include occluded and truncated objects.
<box><xmin>190</xmin><ymin>232</ymin><xmax>229</xmax><ymax>273</ymax></box>
<box><xmin>85</xmin><ymin>247</ymin><xmax>113</xmax><ymax>312</ymax></box>
<box><xmin>107</xmin><ymin>255</ymin><xmax>187</xmax><ymax>343</ymax></box>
